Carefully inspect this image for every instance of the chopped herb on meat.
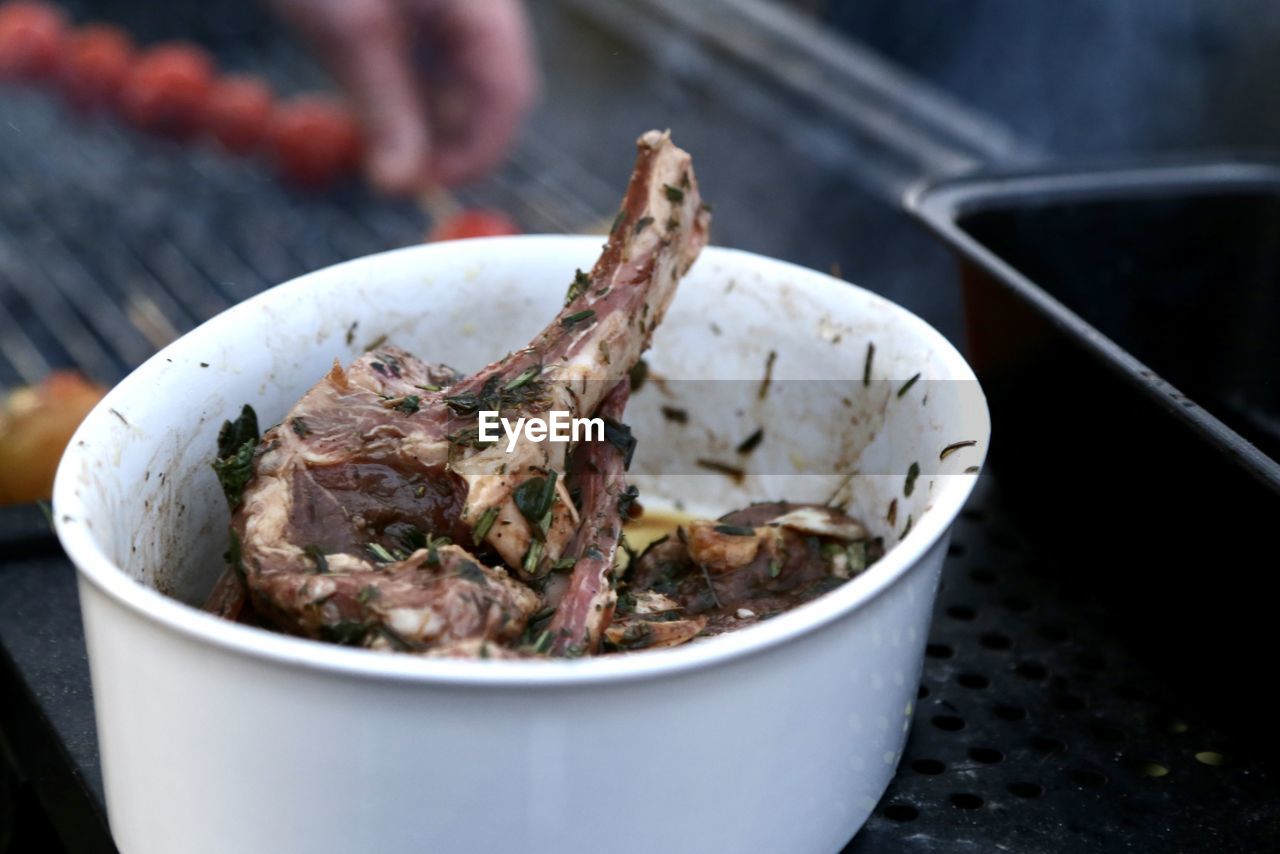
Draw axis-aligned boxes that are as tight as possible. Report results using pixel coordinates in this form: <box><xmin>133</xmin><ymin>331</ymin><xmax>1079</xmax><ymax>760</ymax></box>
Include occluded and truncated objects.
<box><xmin>513</xmin><ymin>471</ymin><xmax>558</xmax><ymax>537</ymax></box>
<box><xmin>561</xmin><ymin>309</ymin><xmax>595</xmax><ymax>328</ymax></box>
<box><xmin>212</xmin><ymin>405</ymin><xmax>259</xmax><ymax>508</ymax></box>
<box><xmin>565</xmin><ymin>270</ymin><xmax>591</xmax><ymax>306</ymax></box>
<box><xmin>303</xmin><ymin>544</ymin><xmax>329</xmax><ymax>574</ymax></box>
<box><xmin>472</xmin><ymin>506</ymin><xmax>500</xmax><ymax>545</ymax></box>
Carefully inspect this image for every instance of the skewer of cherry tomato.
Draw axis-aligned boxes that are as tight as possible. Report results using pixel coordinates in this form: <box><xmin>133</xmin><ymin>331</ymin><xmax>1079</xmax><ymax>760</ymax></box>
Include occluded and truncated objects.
<box><xmin>0</xmin><ymin>1</ymin><xmax>521</xmax><ymax>235</ymax></box>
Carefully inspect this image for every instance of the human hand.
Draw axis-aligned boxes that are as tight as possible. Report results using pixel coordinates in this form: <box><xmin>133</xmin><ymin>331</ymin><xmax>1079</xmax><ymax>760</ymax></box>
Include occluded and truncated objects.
<box><xmin>272</xmin><ymin>0</ymin><xmax>538</xmax><ymax>194</ymax></box>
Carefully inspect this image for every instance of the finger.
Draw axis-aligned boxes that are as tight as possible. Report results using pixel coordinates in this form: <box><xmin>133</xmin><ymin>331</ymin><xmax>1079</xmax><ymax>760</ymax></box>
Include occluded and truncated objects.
<box><xmin>413</xmin><ymin>0</ymin><xmax>539</xmax><ymax>186</ymax></box>
<box><xmin>273</xmin><ymin>0</ymin><xmax>433</xmax><ymax>194</ymax></box>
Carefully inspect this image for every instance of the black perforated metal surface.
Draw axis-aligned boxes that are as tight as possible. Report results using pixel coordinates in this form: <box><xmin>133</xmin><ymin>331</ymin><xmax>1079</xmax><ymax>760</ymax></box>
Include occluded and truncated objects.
<box><xmin>848</xmin><ymin>477</ymin><xmax>1280</xmax><ymax>852</ymax></box>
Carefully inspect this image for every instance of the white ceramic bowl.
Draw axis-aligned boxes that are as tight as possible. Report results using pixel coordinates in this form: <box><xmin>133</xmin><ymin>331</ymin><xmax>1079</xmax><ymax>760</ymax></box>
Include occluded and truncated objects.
<box><xmin>54</xmin><ymin>236</ymin><xmax>989</xmax><ymax>854</ymax></box>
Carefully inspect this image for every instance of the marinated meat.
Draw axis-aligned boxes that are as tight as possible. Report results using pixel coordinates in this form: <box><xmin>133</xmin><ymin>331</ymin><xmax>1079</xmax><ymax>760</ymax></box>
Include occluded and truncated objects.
<box><xmin>221</xmin><ymin>131</ymin><xmax>711</xmax><ymax>653</ymax></box>
<box><xmin>544</xmin><ymin>378</ymin><xmax>631</xmax><ymax>656</ymax></box>
<box><xmin>623</xmin><ymin>503</ymin><xmax>883</xmax><ymax>638</ymax></box>
<box><xmin>210</xmin><ymin>130</ymin><xmax>881</xmax><ymax>659</ymax></box>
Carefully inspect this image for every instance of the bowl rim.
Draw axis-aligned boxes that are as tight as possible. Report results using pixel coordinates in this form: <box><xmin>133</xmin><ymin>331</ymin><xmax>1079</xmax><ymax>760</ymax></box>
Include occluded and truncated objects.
<box><xmin>53</xmin><ymin>236</ymin><xmax>988</xmax><ymax>689</ymax></box>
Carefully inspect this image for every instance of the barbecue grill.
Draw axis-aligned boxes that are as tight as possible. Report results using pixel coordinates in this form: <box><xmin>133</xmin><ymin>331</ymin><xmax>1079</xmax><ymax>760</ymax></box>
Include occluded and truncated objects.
<box><xmin>2</xmin><ymin>2</ymin><xmax>1277</xmax><ymax>852</ymax></box>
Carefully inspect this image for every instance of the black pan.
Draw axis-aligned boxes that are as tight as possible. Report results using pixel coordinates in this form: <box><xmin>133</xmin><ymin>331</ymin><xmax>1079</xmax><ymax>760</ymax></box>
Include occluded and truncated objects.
<box><xmin>909</xmin><ymin>157</ymin><xmax>1280</xmax><ymax>752</ymax></box>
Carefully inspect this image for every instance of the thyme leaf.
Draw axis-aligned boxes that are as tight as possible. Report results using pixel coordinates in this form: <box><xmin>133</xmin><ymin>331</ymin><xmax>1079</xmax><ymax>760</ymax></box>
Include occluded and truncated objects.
<box><xmin>602</xmin><ymin>417</ymin><xmax>637</xmax><ymax>469</ymax></box>
<box><xmin>443</xmin><ymin>377</ymin><xmax>497</xmax><ymax>415</ymax></box>
<box><xmin>736</xmin><ymin>427</ymin><xmax>765</xmax><ymax>455</ymax></box>
<box><xmin>628</xmin><ymin>359</ymin><xmax>649</xmax><ymax>393</ymax></box>
<box><xmin>904</xmin><ymin>461</ymin><xmax>921</xmax><ymax>497</ymax></box>
<box><xmin>303</xmin><ymin>544</ymin><xmax>329</xmax><ymax>574</ymax></box>
<box><xmin>212</xmin><ymin>405</ymin><xmax>259</xmax><ymax>508</ymax></box>
<box><xmin>319</xmin><ymin>620</ymin><xmax>371</xmax><ymax>646</ymax></box>
<box><xmin>940</xmin><ymin>440</ymin><xmax>977</xmax><ymax>460</ymax></box>
<box><xmin>472</xmin><ymin>506</ymin><xmax>499</xmax><ymax>545</ymax></box>
<box><xmin>897</xmin><ymin>373</ymin><xmax>921</xmax><ymax>398</ymax></box>
<box><xmin>424</xmin><ymin>533</ymin><xmax>450</xmax><ymax>566</ymax></box>
<box><xmin>617</xmin><ymin>484</ymin><xmax>640</xmax><ymax>518</ymax></box>
<box><xmin>565</xmin><ymin>269</ymin><xmax>591</xmax><ymax>306</ymax></box>
<box><xmin>561</xmin><ymin>309</ymin><xmax>595</xmax><ymax>328</ymax></box>
<box><xmin>847</xmin><ymin>541</ymin><xmax>868</xmax><ymax>573</ymax></box>
<box><xmin>400</xmin><ymin>526</ymin><xmax>427</xmax><ymax>552</ymax></box>
<box><xmin>523</xmin><ymin>540</ymin><xmax>545</xmax><ymax>575</ymax></box>
<box><xmin>696</xmin><ymin>458</ymin><xmax>745</xmax><ymax>482</ymax></box>
<box><xmin>513</xmin><ymin>471</ymin><xmax>558</xmax><ymax>538</ymax></box>
<box><xmin>504</xmin><ymin>365</ymin><xmax>540</xmax><ymax>392</ymax></box>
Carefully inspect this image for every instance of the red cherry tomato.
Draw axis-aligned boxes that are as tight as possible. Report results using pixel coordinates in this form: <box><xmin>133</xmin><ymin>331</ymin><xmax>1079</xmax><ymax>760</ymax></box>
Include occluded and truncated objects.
<box><xmin>120</xmin><ymin>42</ymin><xmax>215</xmax><ymax>139</ymax></box>
<box><xmin>426</xmin><ymin>209</ymin><xmax>522</xmax><ymax>242</ymax></box>
<box><xmin>0</xmin><ymin>1</ymin><xmax>67</xmax><ymax>81</ymax></box>
<box><xmin>59</xmin><ymin>24</ymin><xmax>134</xmax><ymax>110</ymax></box>
<box><xmin>204</xmin><ymin>74</ymin><xmax>273</xmax><ymax>154</ymax></box>
<box><xmin>267</xmin><ymin>95</ymin><xmax>363</xmax><ymax>189</ymax></box>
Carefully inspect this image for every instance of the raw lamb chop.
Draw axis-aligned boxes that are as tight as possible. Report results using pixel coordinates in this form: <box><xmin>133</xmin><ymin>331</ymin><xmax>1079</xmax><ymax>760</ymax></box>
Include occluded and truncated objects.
<box><xmin>542</xmin><ymin>377</ymin><xmax>632</xmax><ymax>655</ymax></box>
<box><xmin>213</xmin><ymin>130</ymin><xmax>711</xmax><ymax>654</ymax></box>
<box><xmin>615</xmin><ymin>503</ymin><xmax>883</xmax><ymax>646</ymax></box>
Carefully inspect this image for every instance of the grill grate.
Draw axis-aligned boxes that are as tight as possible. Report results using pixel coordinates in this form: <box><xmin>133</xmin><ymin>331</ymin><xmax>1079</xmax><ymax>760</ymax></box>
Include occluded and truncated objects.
<box><xmin>0</xmin><ymin>81</ymin><xmax>614</xmax><ymax>388</ymax></box>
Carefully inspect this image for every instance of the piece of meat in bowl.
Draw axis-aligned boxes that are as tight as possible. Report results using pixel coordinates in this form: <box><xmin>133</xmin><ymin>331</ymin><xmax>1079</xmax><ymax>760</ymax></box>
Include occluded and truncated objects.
<box><xmin>208</xmin><ymin>130</ymin><xmax>712</xmax><ymax>657</ymax></box>
<box><xmin>614</xmin><ymin>503</ymin><xmax>884</xmax><ymax>648</ymax></box>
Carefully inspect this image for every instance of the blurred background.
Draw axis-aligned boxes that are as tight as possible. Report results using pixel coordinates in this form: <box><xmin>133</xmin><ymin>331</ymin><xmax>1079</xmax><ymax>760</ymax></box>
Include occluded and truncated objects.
<box><xmin>4</xmin><ymin>1</ymin><xmax>1280</xmax><ymax>852</ymax></box>
<box><xmin>5</xmin><ymin>0</ymin><xmax>1280</xmax><ymax>395</ymax></box>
